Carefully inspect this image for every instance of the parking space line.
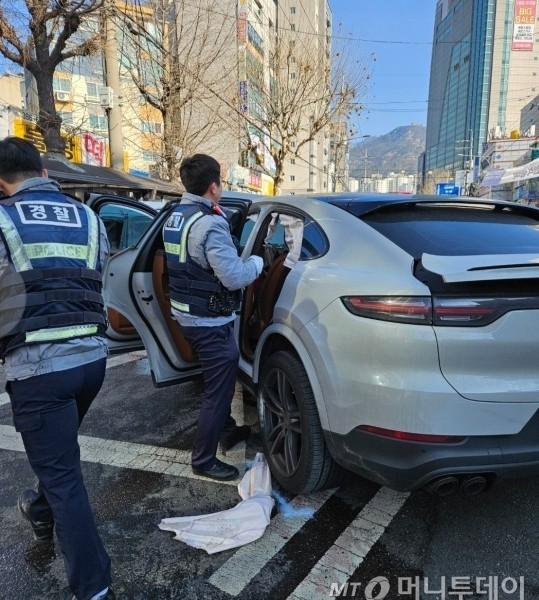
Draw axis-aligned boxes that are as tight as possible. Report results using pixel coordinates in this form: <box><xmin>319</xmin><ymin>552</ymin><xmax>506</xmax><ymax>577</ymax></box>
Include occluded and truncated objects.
<box><xmin>208</xmin><ymin>488</ymin><xmax>337</xmax><ymax>596</ymax></box>
<box><xmin>286</xmin><ymin>487</ymin><xmax>410</xmax><ymax>600</ymax></box>
<box><xmin>0</xmin><ymin>424</ymin><xmax>242</xmax><ymax>485</ymax></box>
<box><xmin>106</xmin><ymin>350</ymin><xmax>147</xmax><ymax>368</ymax></box>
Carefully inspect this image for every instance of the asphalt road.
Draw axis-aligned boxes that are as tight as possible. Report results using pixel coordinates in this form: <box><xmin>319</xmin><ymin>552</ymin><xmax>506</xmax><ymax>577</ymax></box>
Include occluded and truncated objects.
<box><xmin>1</xmin><ymin>352</ymin><xmax>538</xmax><ymax>600</ymax></box>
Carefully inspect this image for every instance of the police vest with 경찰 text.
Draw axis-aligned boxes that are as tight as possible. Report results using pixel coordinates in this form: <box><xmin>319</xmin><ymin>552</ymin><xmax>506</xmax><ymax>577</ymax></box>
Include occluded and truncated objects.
<box><xmin>0</xmin><ymin>190</ymin><xmax>107</xmax><ymax>358</ymax></box>
<box><xmin>163</xmin><ymin>203</ymin><xmax>241</xmax><ymax>317</ymax></box>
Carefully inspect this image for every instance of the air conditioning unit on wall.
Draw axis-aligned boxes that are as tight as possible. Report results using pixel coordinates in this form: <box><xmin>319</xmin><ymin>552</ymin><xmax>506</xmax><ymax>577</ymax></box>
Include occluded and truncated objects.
<box><xmin>54</xmin><ymin>91</ymin><xmax>70</xmax><ymax>102</ymax></box>
<box><xmin>100</xmin><ymin>87</ymin><xmax>114</xmax><ymax>109</ymax></box>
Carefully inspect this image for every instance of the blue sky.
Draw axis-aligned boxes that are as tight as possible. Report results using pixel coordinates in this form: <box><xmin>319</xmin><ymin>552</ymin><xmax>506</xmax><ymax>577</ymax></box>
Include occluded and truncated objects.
<box><xmin>330</xmin><ymin>0</ymin><xmax>437</xmax><ymax>137</ymax></box>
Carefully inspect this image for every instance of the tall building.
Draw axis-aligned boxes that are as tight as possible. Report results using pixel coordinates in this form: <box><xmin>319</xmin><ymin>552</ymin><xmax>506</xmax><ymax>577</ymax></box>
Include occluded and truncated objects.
<box><xmin>424</xmin><ymin>0</ymin><xmax>539</xmax><ymax>179</ymax></box>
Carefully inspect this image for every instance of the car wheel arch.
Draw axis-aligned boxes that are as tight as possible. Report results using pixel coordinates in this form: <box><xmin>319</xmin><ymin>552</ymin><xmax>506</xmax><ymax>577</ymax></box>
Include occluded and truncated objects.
<box><xmin>257</xmin><ymin>349</ymin><xmax>344</xmax><ymax>493</ymax></box>
<box><xmin>252</xmin><ymin>325</ymin><xmax>332</xmax><ymax>433</ymax></box>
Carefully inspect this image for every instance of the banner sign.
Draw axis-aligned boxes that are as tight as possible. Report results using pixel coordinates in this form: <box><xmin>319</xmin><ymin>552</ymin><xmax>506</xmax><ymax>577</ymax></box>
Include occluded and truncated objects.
<box><xmin>239</xmin><ymin>81</ymin><xmax>248</xmax><ymax>113</ymax></box>
<box><xmin>482</xmin><ymin>157</ymin><xmax>539</xmax><ymax>186</ymax></box>
<box><xmin>12</xmin><ymin>117</ymin><xmax>110</xmax><ymax>167</ymax></box>
<box><xmin>82</xmin><ymin>133</ymin><xmax>106</xmax><ymax>166</ymax></box>
<box><xmin>513</xmin><ymin>0</ymin><xmax>536</xmax><ymax>51</ymax></box>
<box><xmin>500</xmin><ymin>156</ymin><xmax>539</xmax><ymax>184</ymax></box>
<box><xmin>237</xmin><ymin>9</ymin><xmax>247</xmax><ymax>45</ymax></box>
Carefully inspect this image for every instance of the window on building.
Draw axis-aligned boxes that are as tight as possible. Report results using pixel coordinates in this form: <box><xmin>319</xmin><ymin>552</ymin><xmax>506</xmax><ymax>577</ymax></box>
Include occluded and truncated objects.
<box><xmin>253</xmin><ymin>0</ymin><xmax>262</xmax><ymax>22</ymax></box>
<box><xmin>142</xmin><ymin>150</ymin><xmax>159</xmax><ymax>162</ymax></box>
<box><xmin>53</xmin><ymin>77</ymin><xmax>71</xmax><ymax>92</ymax></box>
<box><xmin>141</xmin><ymin>121</ymin><xmax>163</xmax><ymax>134</ymax></box>
<box><xmin>291</xmin><ymin>24</ymin><xmax>296</xmax><ymax>31</ymax></box>
<box><xmin>58</xmin><ymin>111</ymin><xmax>73</xmax><ymax>125</ymax></box>
<box><xmin>86</xmin><ymin>82</ymin><xmax>104</xmax><ymax>101</ymax></box>
<box><xmin>290</xmin><ymin>72</ymin><xmax>296</xmax><ymax>80</ymax></box>
<box><xmin>290</xmin><ymin>175</ymin><xmax>296</xmax><ymax>181</ymax></box>
<box><xmin>89</xmin><ymin>114</ymin><xmax>108</xmax><ymax>130</ymax></box>
<box><xmin>290</xmin><ymin>158</ymin><xmax>295</xmax><ymax>164</ymax></box>
<box><xmin>290</xmin><ymin>6</ymin><xmax>296</xmax><ymax>13</ymax></box>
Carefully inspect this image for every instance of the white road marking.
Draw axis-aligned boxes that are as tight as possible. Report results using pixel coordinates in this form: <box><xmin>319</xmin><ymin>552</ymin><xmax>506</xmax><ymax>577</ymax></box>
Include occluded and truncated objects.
<box><xmin>209</xmin><ymin>488</ymin><xmax>337</xmax><ymax>596</ymax></box>
<box><xmin>287</xmin><ymin>487</ymin><xmax>410</xmax><ymax>600</ymax></box>
<box><xmin>0</xmin><ymin>350</ymin><xmax>409</xmax><ymax>596</ymax></box>
<box><xmin>106</xmin><ymin>350</ymin><xmax>147</xmax><ymax>368</ymax></box>
<box><xmin>0</xmin><ymin>424</ymin><xmax>242</xmax><ymax>485</ymax></box>
<box><xmin>0</xmin><ymin>350</ymin><xmax>248</xmax><ymax>484</ymax></box>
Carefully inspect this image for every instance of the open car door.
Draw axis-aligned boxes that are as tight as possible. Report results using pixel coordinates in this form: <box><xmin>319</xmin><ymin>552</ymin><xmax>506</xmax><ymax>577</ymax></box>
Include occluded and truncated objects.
<box><xmin>103</xmin><ymin>194</ymin><xmax>253</xmax><ymax>387</ymax></box>
<box><xmin>85</xmin><ymin>194</ymin><xmax>160</xmax><ymax>353</ymax></box>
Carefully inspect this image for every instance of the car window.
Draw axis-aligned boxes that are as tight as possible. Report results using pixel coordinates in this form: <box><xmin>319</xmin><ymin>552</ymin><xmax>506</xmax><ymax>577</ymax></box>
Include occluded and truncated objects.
<box><xmin>363</xmin><ymin>205</ymin><xmax>539</xmax><ymax>257</ymax></box>
<box><xmin>240</xmin><ymin>212</ymin><xmax>259</xmax><ymax>248</ymax></box>
<box><xmin>300</xmin><ymin>217</ymin><xmax>328</xmax><ymax>259</ymax></box>
<box><xmin>98</xmin><ymin>204</ymin><xmax>154</xmax><ymax>252</ymax></box>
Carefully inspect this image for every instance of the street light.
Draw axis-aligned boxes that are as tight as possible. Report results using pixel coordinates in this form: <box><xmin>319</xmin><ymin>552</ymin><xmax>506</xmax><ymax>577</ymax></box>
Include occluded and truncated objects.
<box><xmin>360</xmin><ymin>135</ymin><xmax>372</xmax><ymax>192</ymax></box>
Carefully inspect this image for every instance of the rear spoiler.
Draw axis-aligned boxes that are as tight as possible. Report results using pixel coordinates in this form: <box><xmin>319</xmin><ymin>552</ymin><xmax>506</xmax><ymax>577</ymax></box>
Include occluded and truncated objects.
<box><xmin>422</xmin><ymin>253</ymin><xmax>539</xmax><ymax>283</ymax></box>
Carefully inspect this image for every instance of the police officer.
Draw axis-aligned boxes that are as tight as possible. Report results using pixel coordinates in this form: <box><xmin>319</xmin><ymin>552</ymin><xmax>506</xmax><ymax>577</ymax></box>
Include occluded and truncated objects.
<box><xmin>0</xmin><ymin>138</ymin><xmax>114</xmax><ymax>600</ymax></box>
<box><xmin>163</xmin><ymin>154</ymin><xmax>263</xmax><ymax>481</ymax></box>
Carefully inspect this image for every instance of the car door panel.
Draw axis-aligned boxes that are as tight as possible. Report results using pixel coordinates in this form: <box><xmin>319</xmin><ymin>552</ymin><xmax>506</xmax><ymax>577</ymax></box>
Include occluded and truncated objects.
<box><xmin>85</xmin><ymin>194</ymin><xmax>158</xmax><ymax>352</ymax></box>
<box><xmin>104</xmin><ymin>195</ymin><xmax>254</xmax><ymax>385</ymax></box>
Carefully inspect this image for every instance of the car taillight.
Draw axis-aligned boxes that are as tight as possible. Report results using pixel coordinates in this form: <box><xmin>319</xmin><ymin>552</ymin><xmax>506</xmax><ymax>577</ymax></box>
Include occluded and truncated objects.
<box><xmin>341</xmin><ymin>296</ymin><xmax>432</xmax><ymax>324</ymax></box>
<box><xmin>358</xmin><ymin>425</ymin><xmax>465</xmax><ymax>444</ymax></box>
<box><xmin>342</xmin><ymin>295</ymin><xmax>539</xmax><ymax>326</ymax></box>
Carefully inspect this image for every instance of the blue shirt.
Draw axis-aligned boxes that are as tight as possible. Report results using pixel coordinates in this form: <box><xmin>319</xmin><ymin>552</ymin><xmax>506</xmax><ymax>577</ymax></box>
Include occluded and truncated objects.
<box><xmin>0</xmin><ymin>178</ymin><xmax>110</xmax><ymax>381</ymax></box>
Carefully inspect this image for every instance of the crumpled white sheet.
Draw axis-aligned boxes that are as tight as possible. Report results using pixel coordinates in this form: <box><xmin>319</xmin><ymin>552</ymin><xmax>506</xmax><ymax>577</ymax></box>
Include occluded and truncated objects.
<box><xmin>158</xmin><ymin>453</ymin><xmax>275</xmax><ymax>554</ymax></box>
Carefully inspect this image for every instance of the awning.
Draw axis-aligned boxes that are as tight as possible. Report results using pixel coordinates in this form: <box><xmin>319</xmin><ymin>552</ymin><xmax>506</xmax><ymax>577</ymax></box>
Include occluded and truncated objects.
<box><xmin>43</xmin><ymin>156</ymin><xmax>184</xmax><ymax>198</ymax></box>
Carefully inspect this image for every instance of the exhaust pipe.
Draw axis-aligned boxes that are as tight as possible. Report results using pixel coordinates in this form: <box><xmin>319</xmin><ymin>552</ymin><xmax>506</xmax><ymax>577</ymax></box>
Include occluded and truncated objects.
<box><xmin>459</xmin><ymin>475</ymin><xmax>488</xmax><ymax>496</ymax></box>
<box><xmin>423</xmin><ymin>476</ymin><xmax>459</xmax><ymax>497</ymax></box>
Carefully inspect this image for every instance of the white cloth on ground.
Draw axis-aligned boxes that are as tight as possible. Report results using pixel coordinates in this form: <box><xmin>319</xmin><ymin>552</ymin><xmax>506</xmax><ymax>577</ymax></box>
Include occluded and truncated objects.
<box><xmin>158</xmin><ymin>453</ymin><xmax>274</xmax><ymax>554</ymax></box>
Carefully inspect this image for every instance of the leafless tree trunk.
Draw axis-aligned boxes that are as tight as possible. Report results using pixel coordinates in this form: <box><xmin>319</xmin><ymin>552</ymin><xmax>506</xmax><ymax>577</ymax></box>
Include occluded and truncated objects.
<box><xmin>240</xmin><ymin>23</ymin><xmax>374</xmax><ymax>195</ymax></box>
<box><xmin>0</xmin><ymin>0</ymin><xmax>104</xmax><ymax>157</ymax></box>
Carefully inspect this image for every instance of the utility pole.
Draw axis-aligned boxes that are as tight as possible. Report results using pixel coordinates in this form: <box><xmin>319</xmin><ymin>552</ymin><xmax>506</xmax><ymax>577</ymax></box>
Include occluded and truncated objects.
<box><xmin>103</xmin><ymin>1</ymin><xmax>125</xmax><ymax>171</ymax></box>
<box><xmin>467</xmin><ymin>128</ymin><xmax>474</xmax><ymax>195</ymax></box>
<box><xmin>363</xmin><ymin>148</ymin><xmax>370</xmax><ymax>191</ymax></box>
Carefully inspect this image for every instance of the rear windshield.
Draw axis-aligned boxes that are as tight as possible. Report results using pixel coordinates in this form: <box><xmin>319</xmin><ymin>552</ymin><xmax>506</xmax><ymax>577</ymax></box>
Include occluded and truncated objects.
<box><xmin>363</xmin><ymin>205</ymin><xmax>539</xmax><ymax>257</ymax></box>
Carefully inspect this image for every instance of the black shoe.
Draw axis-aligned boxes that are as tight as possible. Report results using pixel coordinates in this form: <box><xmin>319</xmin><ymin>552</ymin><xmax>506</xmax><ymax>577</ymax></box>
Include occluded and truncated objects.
<box><xmin>18</xmin><ymin>490</ymin><xmax>54</xmax><ymax>544</ymax></box>
<box><xmin>62</xmin><ymin>587</ymin><xmax>116</xmax><ymax>599</ymax></box>
<box><xmin>192</xmin><ymin>459</ymin><xmax>239</xmax><ymax>481</ymax></box>
<box><xmin>220</xmin><ymin>425</ymin><xmax>251</xmax><ymax>452</ymax></box>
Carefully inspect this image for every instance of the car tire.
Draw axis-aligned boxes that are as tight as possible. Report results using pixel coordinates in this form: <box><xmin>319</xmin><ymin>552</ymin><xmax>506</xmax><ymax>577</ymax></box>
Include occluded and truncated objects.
<box><xmin>257</xmin><ymin>350</ymin><xmax>343</xmax><ymax>494</ymax></box>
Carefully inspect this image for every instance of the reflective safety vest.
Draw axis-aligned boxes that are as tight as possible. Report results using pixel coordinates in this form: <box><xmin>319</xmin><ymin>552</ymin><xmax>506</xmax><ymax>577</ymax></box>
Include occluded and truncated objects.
<box><xmin>163</xmin><ymin>203</ymin><xmax>241</xmax><ymax>317</ymax></box>
<box><xmin>0</xmin><ymin>189</ymin><xmax>106</xmax><ymax>358</ymax></box>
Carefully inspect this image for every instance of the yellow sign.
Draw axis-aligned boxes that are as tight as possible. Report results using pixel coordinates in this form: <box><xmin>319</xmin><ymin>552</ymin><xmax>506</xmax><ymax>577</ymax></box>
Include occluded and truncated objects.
<box><xmin>13</xmin><ymin>117</ymin><xmax>82</xmax><ymax>162</ymax></box>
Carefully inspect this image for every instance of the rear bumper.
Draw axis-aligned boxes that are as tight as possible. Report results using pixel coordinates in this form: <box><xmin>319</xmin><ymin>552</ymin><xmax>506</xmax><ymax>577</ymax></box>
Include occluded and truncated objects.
<box><xmin>325</xmin><ymin>409</ymin><xmax>539</xmax><ymax>491</ymax></box>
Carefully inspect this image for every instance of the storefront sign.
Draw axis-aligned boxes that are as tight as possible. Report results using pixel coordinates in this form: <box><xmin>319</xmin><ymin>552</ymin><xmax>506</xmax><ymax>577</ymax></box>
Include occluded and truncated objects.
<box><xmin>13</xmin><ymin>117</ymin><xmax>81</xmax><ymax>162</ymax></box>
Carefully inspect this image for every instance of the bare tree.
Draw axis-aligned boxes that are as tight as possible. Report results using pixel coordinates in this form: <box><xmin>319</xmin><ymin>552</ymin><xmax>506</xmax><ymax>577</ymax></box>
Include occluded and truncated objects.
<box><xmin>0</xmin><ymin>0</ymin><xmax>104</xmax><ymax>156</ymax></box>
<box><xmin>117</xmin><ymin>0</ymin><xmax>237</xmax><ymax>181</ymax></box>
<box><xmin>240</xmin><ymin>23</ymin><xmax>374</xmax><ymax>195</ymax></box>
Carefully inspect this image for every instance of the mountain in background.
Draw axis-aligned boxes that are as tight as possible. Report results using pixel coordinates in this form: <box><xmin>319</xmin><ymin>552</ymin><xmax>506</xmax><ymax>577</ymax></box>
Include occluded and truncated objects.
<box><xmin>349</xmin><ymin>124</ymin><xmax>426</xmax><ymax>179</ymax></box>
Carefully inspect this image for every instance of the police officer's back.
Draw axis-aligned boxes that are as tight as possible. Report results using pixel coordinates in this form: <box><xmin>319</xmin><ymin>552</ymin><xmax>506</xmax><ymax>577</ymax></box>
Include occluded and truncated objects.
<box><xmin>0</xmin><ymin>137</ymin><xmax>115</xmax><ymax>600</ymax></box>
